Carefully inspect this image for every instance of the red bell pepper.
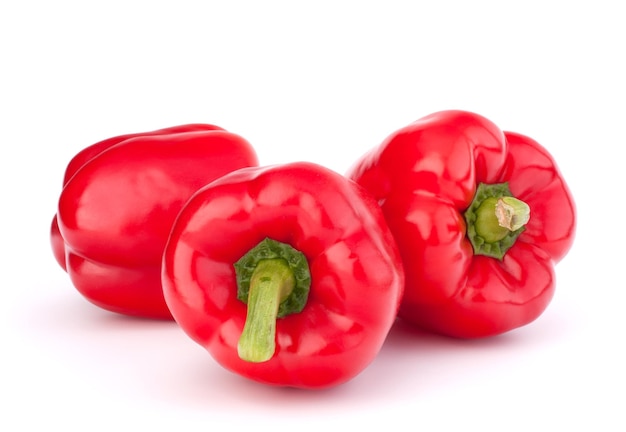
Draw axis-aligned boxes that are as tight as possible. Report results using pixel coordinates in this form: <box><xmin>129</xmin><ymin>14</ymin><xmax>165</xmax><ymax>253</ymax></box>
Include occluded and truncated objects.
<box><xmin>51</xmin><ymin>124</ymin><xmax>258</xmax><ymax>319</ymax></box>
<box><xmin>347</xmin><ymin>110</ymin><xmax>576</xmax><ymax>338</ymax></box>
<box><xmin>161</xmin><ymin>162</ymin><xmax>404</xmax><ymax>388</ymax></box>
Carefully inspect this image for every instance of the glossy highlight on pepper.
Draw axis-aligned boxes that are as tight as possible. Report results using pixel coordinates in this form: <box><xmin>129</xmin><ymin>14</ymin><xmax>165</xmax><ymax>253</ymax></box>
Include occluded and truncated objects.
<box><xmin>348</xmin><ymin>110</ymin><xmax>576</xmax><ymax>338</ymax></box>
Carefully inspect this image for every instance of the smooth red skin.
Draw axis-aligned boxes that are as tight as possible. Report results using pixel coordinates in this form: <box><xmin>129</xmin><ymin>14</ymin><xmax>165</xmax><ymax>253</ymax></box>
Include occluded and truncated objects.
<box><xmin>52</xmin><ymin>125</ymin><xmax>258</xmax><ymax>319</ymax></box>
<box><xmin>348</xmin><ymin>110</ymin><xmax>576</xmax><ymax>338</ymax></box>
<box><xmin>51</xmin><ymin>124</ymin><xmax>221</xmax><ymax>271</ymax></box>
<box><xmin>162</xmin><ymin>162</ymin><xmax>404</xmax><ymax>389</ymax></box>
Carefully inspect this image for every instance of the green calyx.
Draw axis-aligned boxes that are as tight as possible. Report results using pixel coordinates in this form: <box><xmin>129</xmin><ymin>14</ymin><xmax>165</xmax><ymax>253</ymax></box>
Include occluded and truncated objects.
<box><xmin>234</xmin><ymin>238</ymin><xmax>311</xmax><ymax>363</ymax></box>
<box><xmin>464</xmin><ymin>183</ymin><xmax>531</xmax><ymax>260</ymax></box>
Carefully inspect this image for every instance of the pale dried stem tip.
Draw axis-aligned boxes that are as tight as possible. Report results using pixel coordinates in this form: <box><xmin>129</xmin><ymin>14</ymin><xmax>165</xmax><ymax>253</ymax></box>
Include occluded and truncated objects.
<box><xmin>496</xmin><ymin>197</ymin><xmax>530</xmax><ymax>231</ymax></box>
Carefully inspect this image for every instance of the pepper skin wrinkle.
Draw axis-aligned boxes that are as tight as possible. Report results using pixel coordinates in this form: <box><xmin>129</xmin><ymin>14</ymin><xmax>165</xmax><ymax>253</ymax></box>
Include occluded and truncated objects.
<box><xmin>348</xmin><ymin>110</ymin><xmax>576</xmax><ymax>338</ymax></box>
<box><xmin>162</xmin><ymin>162</ymin><xmax>404</xmax><ymax>389</ymax></box>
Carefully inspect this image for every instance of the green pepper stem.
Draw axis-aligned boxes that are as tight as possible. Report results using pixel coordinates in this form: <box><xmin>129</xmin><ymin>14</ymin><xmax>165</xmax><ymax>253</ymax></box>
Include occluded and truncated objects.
<box><xmin>464</xmin><ymin>183</ymin><xmax>531</xmax><ymax>260</ymax></box>
<box><xmin>474</xmin><ymin>197</ymin><xmax>510</xmax><ymax>243</ymax></box>
<box><xmin>237</xmin><ymin>258</ymin><xmax>295</xmax><ymax>363</ymax></box>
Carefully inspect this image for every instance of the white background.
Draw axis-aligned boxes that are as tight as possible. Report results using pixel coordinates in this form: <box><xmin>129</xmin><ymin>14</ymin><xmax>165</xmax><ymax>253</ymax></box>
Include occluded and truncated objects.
<box><xmin>2</xmin><ymin>1</ymin><xmax>624</xmax><ymax>430</ymax></box>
